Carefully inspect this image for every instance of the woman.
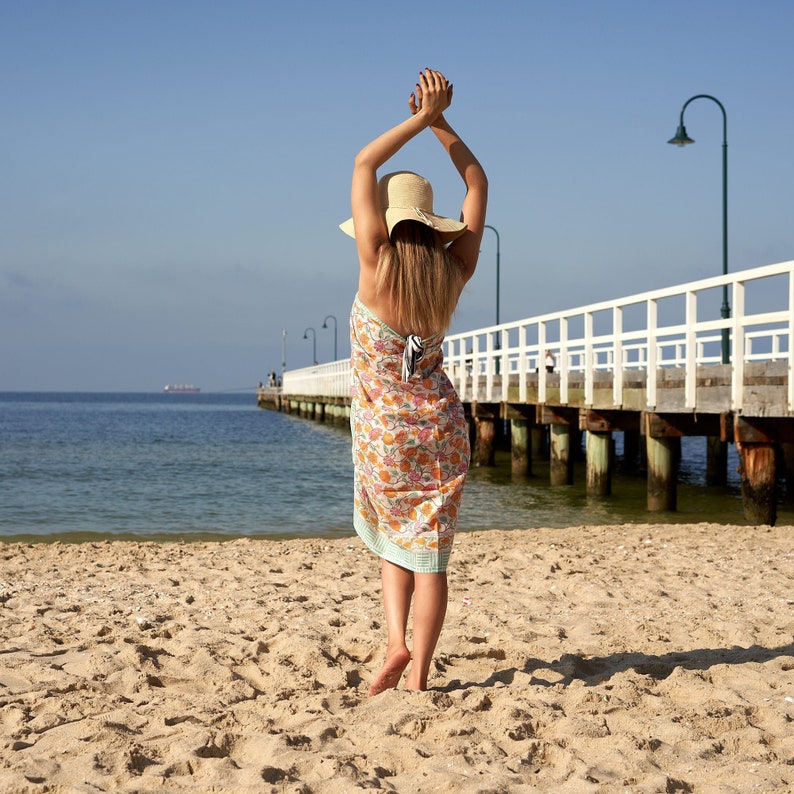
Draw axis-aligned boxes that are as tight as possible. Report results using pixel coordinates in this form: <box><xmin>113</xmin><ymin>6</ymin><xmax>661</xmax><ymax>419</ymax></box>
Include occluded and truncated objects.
<box><xmin>340</xmin><ymin>68</ymin><xmax>488</xmax><ymax>696</ymax></box>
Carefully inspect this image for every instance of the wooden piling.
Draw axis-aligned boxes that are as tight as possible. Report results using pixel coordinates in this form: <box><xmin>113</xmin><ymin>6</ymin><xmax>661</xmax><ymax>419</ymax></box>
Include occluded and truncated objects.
<box><xmin>646</xmin><ymin>434</ymin><xmax>678</xmax><ymax>511</ymax></box>
<box><xmin>736</xmin><ymin>442</ymin><xmax>777</xmax><ymax>525</ymax></box>
<box><xmin>510</xmin><ymin>419</ymin><xmax>531</xmax><ymax>476</ymax></box>
<box><xmin>586</xmin><ymin>431</ymin><xmax>612</xmax><ymax>496</ymax></box>
<box><xmin>645</xmin><ymin>413</ymin><xmax>682</xmax><ymax>512</ymax></box>
<box><xmin>581</xmin><ymin>410</ymin><xmax>626</xmax><ymax>496</ymax></box>
<box><xmin>734</xmin><ymin>416</ymin><xmax>779</xmax><ymax>525</ymax></box>
<box><xmin>471</xmin><ymin>402</ymin><xmax>496</xmax><ymax>467</ymax></box>
<box><xmin>550</xmin><ymin>424</ymin><xmax>573</xmax><ymax>485</ymax></box>
<box><xmin>473</xmin><ymin>417</ymin><xmax>495</xmax><ymax>467</ymax></box>
<box><xmin>504</xmin><ymin>404</ymin><xmax>534</xmax><ymax>476</ymax></box>
<box><xmin>540</xmin><ymin>406</ymin><xmax>577</xmax><ymax>486</ymax></box>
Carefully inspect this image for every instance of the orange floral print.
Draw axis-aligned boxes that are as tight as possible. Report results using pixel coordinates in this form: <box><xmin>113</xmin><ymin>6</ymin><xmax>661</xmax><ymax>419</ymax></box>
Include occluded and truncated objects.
<box><xmin>350</xmin><ymin>295</ymin><xmax>470</xmax><ymax>574</ymax></box>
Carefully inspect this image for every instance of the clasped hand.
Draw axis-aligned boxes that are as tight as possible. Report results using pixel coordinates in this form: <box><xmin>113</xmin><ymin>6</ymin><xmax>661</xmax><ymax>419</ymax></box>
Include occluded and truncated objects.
<box><xmin>408</xmin><ymin>68</ymin><xmax>453</xmax><ymax>120</ymax></box>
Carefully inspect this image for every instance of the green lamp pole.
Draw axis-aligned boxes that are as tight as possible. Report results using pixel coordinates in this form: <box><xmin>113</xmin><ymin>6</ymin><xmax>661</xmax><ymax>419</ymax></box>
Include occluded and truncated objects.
<box><xmin>303</xmin><ymin>326</ymin><xmax>317</xmax><ymax>365</ymax></box>
<box><xmin>483</xmin><ymin>224</ymin><xmax>501</xmax><ymax>373</ymax></box>
<box><xmin>484</xmin><ymin>224</ymin><xmax>501</xmax><ymax>326</ymax></box>
<box><xmin>668</xmin><ymin>94</ymin><xmax>730</xmax><ymax>363</ymax></box>
<box><xmin>322</xmin><ymin>314</ymin><xmax>338</xmax><ymax>361</ymax></box>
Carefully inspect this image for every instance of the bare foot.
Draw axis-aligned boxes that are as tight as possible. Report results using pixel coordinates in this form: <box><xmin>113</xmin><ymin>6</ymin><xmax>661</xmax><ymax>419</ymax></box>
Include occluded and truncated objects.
<box><xmin>367</xmin><ymin>646</ymin><xmax>411</xmax><ymax>697</ymax></box>
<box><xmin>403</xmin><ymin>674</ymin><xmax>428</xmax><ymax>692</ymax></box>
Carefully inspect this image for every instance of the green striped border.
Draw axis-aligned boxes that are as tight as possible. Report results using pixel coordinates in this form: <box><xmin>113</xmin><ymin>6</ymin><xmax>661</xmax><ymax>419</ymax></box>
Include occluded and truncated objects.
<box><xmin>353</xmin><ymin>512</ymin><xmax>452</xmax><ymax>574</ymax></box>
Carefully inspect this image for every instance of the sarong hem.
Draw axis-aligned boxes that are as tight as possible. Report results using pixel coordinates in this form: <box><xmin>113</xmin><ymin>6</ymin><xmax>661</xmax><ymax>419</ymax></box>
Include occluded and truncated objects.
<box><xmin>353</xmin><ymin>512</ymin><xmax>451</xmax><ymax>574</ymax></box>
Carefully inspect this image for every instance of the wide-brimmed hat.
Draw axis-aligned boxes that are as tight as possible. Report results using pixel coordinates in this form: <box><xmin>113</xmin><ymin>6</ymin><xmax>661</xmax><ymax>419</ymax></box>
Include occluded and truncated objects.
<box><xmin>339</xmin><ymin>171</ymin><xmax>467</xmax><ymax>244</ymax></box>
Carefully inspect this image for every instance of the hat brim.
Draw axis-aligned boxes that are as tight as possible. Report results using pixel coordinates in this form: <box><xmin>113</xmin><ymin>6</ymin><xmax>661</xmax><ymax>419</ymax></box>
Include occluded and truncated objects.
<box><xmin>339</xmin><ymin>217</ymin><xmax>356</xmax><ymax>238</ymax></box>
<box><xmin>339</xmin><ymin>211</ymin><xmax>467</xmax><ymax>245</ymax></box>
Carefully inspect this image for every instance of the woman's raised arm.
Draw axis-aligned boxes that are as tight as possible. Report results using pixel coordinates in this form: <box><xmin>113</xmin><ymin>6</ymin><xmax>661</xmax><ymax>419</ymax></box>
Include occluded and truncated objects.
<box><xmin>428</xmin><ymin>116</ymin><xmax>488</xmax><ymax>282</ymax></box>
<box><xmin>350</xmin><ymin>70</ymin><xmax>454</xmax><ymax>271</ymax></box>
<box><xmin>409</xmin><ymin>76</ymin><xmax>488</xmax><ymax>281</ymax></box>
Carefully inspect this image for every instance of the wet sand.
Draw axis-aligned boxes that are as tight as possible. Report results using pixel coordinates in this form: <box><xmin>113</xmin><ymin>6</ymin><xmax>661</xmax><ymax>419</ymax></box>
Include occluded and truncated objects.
<box><xmin>1</xmin><ymin>523</ymin><xmax>793</xmax><ymax>792</ymax></box>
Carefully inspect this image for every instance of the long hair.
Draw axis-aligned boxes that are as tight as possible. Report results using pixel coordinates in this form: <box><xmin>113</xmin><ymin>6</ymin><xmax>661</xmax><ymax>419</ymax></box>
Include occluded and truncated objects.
<box><xmin>375</xmin><ymin>221</ymin><xmax>465</xmax><ymax>339</ymax></box>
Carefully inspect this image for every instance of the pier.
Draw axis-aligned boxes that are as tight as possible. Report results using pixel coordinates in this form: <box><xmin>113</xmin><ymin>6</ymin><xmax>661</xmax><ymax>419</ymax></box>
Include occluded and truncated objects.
<box><xmin>258</xmin><ymin>260</ymin><xmax>794</xmax><ymax>525</ymax></box>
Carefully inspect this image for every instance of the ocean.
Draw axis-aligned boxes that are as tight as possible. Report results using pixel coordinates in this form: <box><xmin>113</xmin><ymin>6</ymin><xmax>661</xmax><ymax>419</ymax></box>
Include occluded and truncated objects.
<box><xmin>0</xmin><ymin>392</ymin><xmax>782</xmax><ymax>543</ymax></box>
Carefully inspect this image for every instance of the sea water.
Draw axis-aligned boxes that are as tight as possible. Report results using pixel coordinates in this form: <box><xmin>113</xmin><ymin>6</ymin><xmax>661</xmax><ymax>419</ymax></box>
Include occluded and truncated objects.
<box><xmin>0</xmin><ymin>392</ymin><xmax>785</xmax><ymax>543</ymax></box>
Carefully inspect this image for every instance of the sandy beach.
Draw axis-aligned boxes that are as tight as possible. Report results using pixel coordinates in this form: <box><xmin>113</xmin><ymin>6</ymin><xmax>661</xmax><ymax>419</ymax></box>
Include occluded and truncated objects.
<box><xmin>1</xmin><ymin>523</ymin><xmax>793</xmax><ymax>793</ymax></box>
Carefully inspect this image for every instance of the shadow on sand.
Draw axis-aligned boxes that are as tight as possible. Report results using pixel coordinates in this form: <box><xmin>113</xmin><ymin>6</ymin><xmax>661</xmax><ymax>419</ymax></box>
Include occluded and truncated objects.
<box><xmin>440</xmin><ymin>642</ymin><xmax>794</xmax><ymax>691</ymax></box>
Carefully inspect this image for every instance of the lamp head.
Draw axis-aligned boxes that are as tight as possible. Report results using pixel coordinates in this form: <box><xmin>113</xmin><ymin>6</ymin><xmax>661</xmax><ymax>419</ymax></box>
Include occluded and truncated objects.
<box><xmin>668</xmin><ymin>124</ymin><xmax>695</xmax><ymax>147</ymax></box>
<box><xmin>322</xmin><ymin>321</ymin><xmax>327</xmax><ymax>329</ymax></box>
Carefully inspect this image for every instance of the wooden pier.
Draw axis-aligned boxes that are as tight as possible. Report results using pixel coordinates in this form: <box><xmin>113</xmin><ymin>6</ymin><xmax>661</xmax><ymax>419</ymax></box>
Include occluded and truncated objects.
<box><xmin>260</xmin><ymin>260</ymin><xmax>794</xmax><ymax>526</ymax></box>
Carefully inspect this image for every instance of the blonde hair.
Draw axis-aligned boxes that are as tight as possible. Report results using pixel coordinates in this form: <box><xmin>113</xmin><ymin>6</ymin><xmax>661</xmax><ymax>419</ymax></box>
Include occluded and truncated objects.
<box><xmin>375</xmin><ymin>221</ymin><xmax>465</xmax><ymax>339</ymax></box>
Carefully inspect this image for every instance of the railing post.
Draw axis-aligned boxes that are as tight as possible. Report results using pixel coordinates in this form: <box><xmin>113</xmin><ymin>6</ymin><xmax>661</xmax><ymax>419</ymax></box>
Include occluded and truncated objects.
<box><xmin>646</xmin><ymin>298</ymin><xmax>658</xmax><ymax>408</ymax></box>
<box><xmin>538</xmin><ymin>321</ymin><xmax>547</xmax><ymax>405</ymax></box>
<box><xmin>560</xmin><ymin>317</ymin><xmax>569</xmax><ymax>405</ymax></box>
<box><xmin>471</xmin><ymin>335</ymin><xmax>481</xmax><ymax>401</ymax></box>
<box><xmin>584</xmin><ymin>311</ymin><xmax>594</xmax><ymax>406</ymax></box>
<box><xmin>789</xmin><ymin>267</ymin><xmax>794</xmax><ymax>412</ymax></box>
<box><xmin>685</xmin><ymin>290</ymin><xmax>697</xmax><ymax>409</ymax></box>
<box><xmin>500</xmin><ymin>327</ymin><xmax>508</xmax><ymax>399</ymax></box>
<box><xmin>486</xmin><ymin>332</ymin><xmax>495</xmax><ymax>401</ymax></box>
<box><xmin>731</xmin><ymin>279</ymin><xmax>745</xmax><ymax>411</ymax></box>
<box><xmin>613</xmin><ymin>305</ymin><xmax>623</xmax><ymax>407</ymax></box>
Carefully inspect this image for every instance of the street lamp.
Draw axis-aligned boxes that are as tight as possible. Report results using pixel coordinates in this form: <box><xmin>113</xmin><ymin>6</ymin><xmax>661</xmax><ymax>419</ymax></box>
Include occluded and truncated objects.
<box><xmin>322</xmin><ymin>314</ymin><xmax>338</xmax><ymax>361</ymax></box>
<box><xmin>483</xmin><ymin>224</ymin><xmax>501</xmax><ymax>325</ymax></box>
<box><xmin>668</xmin><ymin>94</ymin><xmax>730</xmax><ymax>363</ymax></box>
<box><xmin>484</xmin><ymin>224</ymin><xmax>501</xmax><ymax>373</ymax></box>
<box><xmin>303</xmin><ymin>327</ymin><xmax>317</xmax><ymax>365</ymax></box>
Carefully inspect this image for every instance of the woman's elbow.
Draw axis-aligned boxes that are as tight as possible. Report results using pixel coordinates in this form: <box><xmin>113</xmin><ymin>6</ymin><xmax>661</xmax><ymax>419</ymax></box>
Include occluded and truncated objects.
<box><xmin>464</xmin><ymin>180</ymin><xmax>488</xmax><ymax>210</ymax></box>
<box><xmin>353</xmin><ymin>149</ymin><xmax>379</xmax><ymax>173</ymax></box>
<box><xmin>464</xmin><ymin>164</ymin><xmax>488</xmax><ymax>191</ymax></box>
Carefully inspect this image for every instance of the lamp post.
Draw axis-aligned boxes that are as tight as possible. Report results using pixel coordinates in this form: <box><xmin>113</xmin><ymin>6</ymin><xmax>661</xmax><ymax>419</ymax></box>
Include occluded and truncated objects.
<box><xmin>281</xmin><ymin>329</ymin><xmax>286</xmax><ymax>380</ymax></box>
<box><xmin>303</xmin><ymin>327</ymin><xmax>317</xmax><ymax>365</ymax></box>
<box><xmin>668</xmin><ymin>94</ymin><xmax>730</xmax><ymax>364</ymax></box>
<box><xmin>484</xmin><ymin>224</ymin><xmax>501</xmax><ymax>373</ymax></box>
<box><xmin>483</xmin><ymin>224</ymin><xmax>501</xmax><ymax>325</ymax></box>
<box><xmin>322</xmin><ymin>314</ymin><xmax>338</xmax><ymax>361</ymax></box>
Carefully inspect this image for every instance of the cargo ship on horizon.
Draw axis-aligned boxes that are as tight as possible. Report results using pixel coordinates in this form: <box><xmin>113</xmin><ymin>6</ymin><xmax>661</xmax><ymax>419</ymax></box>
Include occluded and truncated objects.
<box><xmin>163</xmin><ymin>384</ymin><xmax>200</xmax><ymax>393</ymax></box>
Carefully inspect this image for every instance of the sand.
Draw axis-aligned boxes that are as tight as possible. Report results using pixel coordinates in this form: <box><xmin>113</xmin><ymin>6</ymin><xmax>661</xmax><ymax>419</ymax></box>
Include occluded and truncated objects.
<box><xmin>1</xmin><ymin>523</ymin><xmax>793</xmax><ymax>793</ymax></box>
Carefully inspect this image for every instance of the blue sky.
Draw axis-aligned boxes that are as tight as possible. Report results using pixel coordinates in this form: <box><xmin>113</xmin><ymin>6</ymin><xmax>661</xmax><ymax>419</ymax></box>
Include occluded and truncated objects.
<box><xmin>2</xmin><ymin>0</ymin><xmax>792</xmax><ymax>391</ymax></box>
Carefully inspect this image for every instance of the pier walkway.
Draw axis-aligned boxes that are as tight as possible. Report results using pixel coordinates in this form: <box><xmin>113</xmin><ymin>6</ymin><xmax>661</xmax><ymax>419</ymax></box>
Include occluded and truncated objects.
<box><xmin>258</xmin><ymin>259</ymin><xmax>794</xmax><ymax>525</ymax></box>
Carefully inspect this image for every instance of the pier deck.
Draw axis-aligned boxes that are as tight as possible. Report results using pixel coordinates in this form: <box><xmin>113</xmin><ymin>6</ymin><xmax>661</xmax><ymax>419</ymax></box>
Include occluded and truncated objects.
<box><xmin>260</xmin><ymin>260</ymin><xmax>794</xmax><ymax>525</ymax></box>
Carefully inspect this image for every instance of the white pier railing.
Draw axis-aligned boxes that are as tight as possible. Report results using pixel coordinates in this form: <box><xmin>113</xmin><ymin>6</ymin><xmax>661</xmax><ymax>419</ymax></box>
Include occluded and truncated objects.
<box><xmin>282</xmin><ymin>259</ymin><xmax>794</xmax><ymax>414</ymax></box>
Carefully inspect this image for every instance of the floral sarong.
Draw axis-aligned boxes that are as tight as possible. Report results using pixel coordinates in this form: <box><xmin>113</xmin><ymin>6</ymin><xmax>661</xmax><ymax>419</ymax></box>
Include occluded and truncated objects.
<box><xmin>349</xmin><ymin>295</ymin><xmax>470</xmax><ymax>573</ymax></box>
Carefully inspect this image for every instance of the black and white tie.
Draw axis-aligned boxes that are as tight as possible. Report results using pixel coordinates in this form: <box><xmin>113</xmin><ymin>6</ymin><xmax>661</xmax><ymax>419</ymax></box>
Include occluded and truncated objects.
<box><xmin>401</xmin><ymin>334</ymin><xmax>425</xmax><ymax>382</ymax></box>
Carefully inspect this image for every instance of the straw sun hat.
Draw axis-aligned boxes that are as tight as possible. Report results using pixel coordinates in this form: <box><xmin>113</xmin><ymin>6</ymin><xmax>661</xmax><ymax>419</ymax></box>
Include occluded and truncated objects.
<box><xmin>339</xmin><ymin>171</ymin><xmax>467</xmax><ymax>244</ymax></box>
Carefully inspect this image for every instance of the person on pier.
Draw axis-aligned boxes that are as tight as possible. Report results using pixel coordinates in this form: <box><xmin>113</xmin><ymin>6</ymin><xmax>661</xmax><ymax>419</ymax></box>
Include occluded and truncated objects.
<box><xmin>340</xmin><ymin>68</ymin><xmax>488</xmax><ymax>695</ymax></box>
